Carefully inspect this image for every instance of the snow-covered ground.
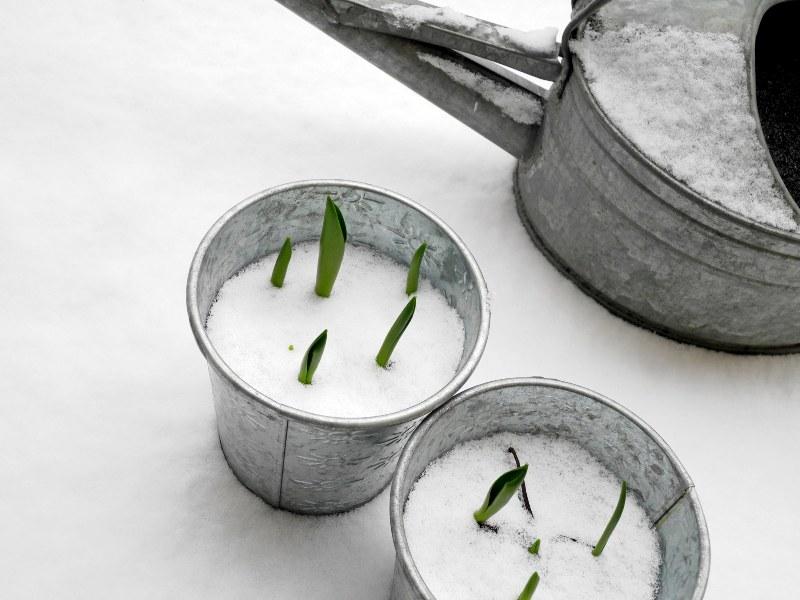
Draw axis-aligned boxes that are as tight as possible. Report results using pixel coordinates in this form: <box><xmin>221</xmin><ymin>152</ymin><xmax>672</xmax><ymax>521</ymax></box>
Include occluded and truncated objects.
<box><xmin>2</xmin><ymin>1</ymin><xmax>798</xmax><ymax>598</ymax></box>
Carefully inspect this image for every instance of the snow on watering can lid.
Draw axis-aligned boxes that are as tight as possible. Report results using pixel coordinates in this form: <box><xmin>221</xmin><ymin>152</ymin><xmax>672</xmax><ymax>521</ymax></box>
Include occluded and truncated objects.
<box><xmin>570</xmin><ymin>0</ymin><xmax>800</xmax><ymax>232</ymax></box>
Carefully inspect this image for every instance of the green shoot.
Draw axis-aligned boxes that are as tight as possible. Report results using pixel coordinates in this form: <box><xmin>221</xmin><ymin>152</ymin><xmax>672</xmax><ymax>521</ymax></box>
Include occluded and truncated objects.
<box><xmin>592</xmin><ymin>480</ymin><xmax>627</xmax><ymax>557</ymax></box>
<box><xmin>517</xmin><ymin>571</ymin><xmax>540</xmax><ymax>600</ymax></box>
<box><xmin>528</xmin><ymin>538</ymin><xmax>541</xmax><ymax>555</ymax></box>
<box><xmin>473</xmin><ymin>464</ymin><xmax>528</xmax><ymax>524</ymax></box>
<box><xmin>298</xmin><ymin>330</ymin><xmax>327</xmax><ymax>385</ymax></box>
<box><xmin>288</xmin><ymin>344</ymin><xmax>294</xmax><ymax>351</ymax></box>
<box><xmin>405</xmin><ymin>242</ymin><xmax>427</xmax><ymax>295</ymax></box>
<box><xmin>315</xmin><ymin>197</ymin><xmax>347</xmax><ymax>297</ymax></box>
<box><xmin>270</xmin><ymin>237</ymin><xmax>292</xmax><ymax>287</ymax></box>
<box><xmin>375</xmin><ymin>297</ymin><xmax>416</xmax><ymax>368</ymax></box>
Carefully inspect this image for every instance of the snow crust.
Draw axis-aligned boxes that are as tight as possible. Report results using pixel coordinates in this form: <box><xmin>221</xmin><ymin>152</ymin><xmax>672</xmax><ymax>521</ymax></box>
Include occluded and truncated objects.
<box><xmin>571</xmin><ymin>23</ymin><xmax>798</xmax><ymax>231</ymax></box>
<box><xmin>418</xmin><ymin>52</ymin><xmax>544</xmax><ymax>124</ymax></box>
<box><xmin>206</xmin><ymin>242</ymin><xmax>464</xmax><ymax>418</ymax></box>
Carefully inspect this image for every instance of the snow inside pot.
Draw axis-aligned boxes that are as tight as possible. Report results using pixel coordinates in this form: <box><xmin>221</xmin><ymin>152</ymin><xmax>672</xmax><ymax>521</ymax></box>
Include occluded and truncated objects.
<box><xmin>187</xmin><ymin>181</ymin><xmax>489</xmax><ymax>514</ymax></box>
<box><xmin>389</xmin><ymin>378</ymin><xmax>710</xmax><ymax>600</ymax></box>
<box><xmin>276</xmin><ymin>0</ymin><xmax>800</xmax><ymax>352</ymax></box>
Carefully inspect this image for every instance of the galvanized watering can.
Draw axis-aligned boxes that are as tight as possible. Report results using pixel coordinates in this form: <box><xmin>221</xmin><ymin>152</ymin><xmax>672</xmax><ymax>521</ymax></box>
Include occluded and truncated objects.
<box><xmin>276</xmin><ymin>0</ymin><xmax>800</xmax><ymax>353</ymax></box>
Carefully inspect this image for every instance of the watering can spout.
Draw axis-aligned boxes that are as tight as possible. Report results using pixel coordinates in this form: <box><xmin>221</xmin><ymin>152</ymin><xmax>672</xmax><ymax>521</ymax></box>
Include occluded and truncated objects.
<box><xmin>274</xmin><ymin>0</ymin><xmax>578</xmax><ymax>156</ymax></box>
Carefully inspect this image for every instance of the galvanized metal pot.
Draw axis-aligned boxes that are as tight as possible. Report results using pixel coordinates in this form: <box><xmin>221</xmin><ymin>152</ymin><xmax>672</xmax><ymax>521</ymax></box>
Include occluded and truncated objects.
<box><xmin>276</xmin><ymin>0</ymin><xmax>800</xmax><ymax>353</ymax></box>
<box><xmin>389</xmin><ymin>378</ymin><xmax>710</xmax><ymax>600</ymax></box>
<box><xmin>187</xmin><ymin>180</ymin><xmax>489</xmax><ymax>514</ymax></box>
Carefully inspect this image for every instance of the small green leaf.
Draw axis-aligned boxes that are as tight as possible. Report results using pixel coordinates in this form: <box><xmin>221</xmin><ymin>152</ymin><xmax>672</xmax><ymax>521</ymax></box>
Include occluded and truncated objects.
<box><xmin>405</xmin><ymin>242</ymin><xmax>427</xmax><ymax>295</ymax></box>
<box><xmin>592</xmin><ymin>480</ymin><xmax>627</xmax><ymax>557</ymax></box>
<box><xmin>376</xmin><ymin>297</ymin><xmax>416</xmax><ymax>368</ymax></box>
<box><xmin>473</xmin><ymin>464</ymin><xmax>528</xmax><ymax>524</ymax></box>
<box><xmin>288</xmin><ymin>344</ymin><xmax>294</xmax><ymax>351</ymax></box>
<box><xmin>517</xmin><ymin>571</ymin><xmax>540</xmax><ymax>600</ymax></box>
<box><xmin>270</xmin><ymin>237</ymin><xmax>292</xmax><ymax>287</ymax></box>
<box><xmin>528</xmin><ymin>538</ymin><xmax>541</xmax><ymax>555</ymax></box>
<box><xmin>298</xmin><ymin>330</ymin><xmax>327</xmax><ymax>385</ymax></box>
<box><xmin>315</xmin><ymin>197</ymin><xmax>347</xmax><ymax>297</ymax></box>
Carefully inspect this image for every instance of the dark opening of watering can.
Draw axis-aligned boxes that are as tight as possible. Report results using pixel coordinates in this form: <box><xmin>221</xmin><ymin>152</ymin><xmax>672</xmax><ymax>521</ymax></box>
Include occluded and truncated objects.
<box><xmin>756</xmin><ymin>0</ymin><xmax>800</xmax><ymax>206</ymax></box>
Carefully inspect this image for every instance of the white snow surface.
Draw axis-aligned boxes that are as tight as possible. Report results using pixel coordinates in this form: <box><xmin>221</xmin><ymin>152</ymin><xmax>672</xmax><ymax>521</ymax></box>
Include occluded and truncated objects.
<box><xmin>418</xmin><ymin>52</ymin><xmax>544</xmax><ymax>124</ymax></box>
<box><xmin>572</xmin><ymin>23</ymin><xmax>798</xmax><ymax>231</ymax></box>
<box><xmin>405</xmin><ymin>434</ymin><xmax>660</xmax><ymax>600</ymax></box>
<box><xmin>3</xmin><ymin>1</ymin><xmax>800</xmax><ymax>599</ymax></box>
<box><xmin>205</xmin><ymin>242</ymin><xmax>464</xmax><ymax>418</ymax></box>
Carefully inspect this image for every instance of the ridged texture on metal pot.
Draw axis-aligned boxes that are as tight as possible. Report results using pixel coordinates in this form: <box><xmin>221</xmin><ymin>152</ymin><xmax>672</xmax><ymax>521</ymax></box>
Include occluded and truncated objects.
<box><xmin>390</xmin><ymin>378</ymin><xmax>710</xmax><ymax>600</ymax></box>
<box><xmin>187</xmin><ymin>181</ymin><xmax>489</xmax><ymax>514</ymax></box>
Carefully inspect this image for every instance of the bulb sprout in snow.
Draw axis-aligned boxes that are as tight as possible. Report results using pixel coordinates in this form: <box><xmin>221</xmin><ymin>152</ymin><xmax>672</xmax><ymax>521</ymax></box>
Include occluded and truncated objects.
<box><xmin>376</xmin><ymin>296</ymin><xmax>416</xmax><ymax>368</ymax></box>
<box><xmin>298</xmin><ymin>329</ymin><xmax>327</xmax><ymax>385</ymax></box>
<box><xmin>528</xmin><ymin>538</ymin><xmax>540</xmax><ymax>555</ymax></box>
<box><xmin>472</xmin><ymin>464</ymin><xmax>528</xmax><ymax>524</ymax></box>
<box><xmin>517</xmin><ymin>571</ymin><xmax>540</xmax><ymax>600</ymax></box>
<box><xmin>592</xmin><ymin>480</ymin><xmax>627</xmax><ymax>557</ymax></box>
<box><xmin>270</xmin><ymin>237</ymin><xmax>293</xmax><ymax>287</ymax></box>
<box><xmin>315</xmin><ymin>197</ymin><xmax>347</xmax><ymax>297</ymax></box>
<box><xmin>406</xmin><ymin>242</ymin><xmax>427</xmax><ymax>295</ymax></box>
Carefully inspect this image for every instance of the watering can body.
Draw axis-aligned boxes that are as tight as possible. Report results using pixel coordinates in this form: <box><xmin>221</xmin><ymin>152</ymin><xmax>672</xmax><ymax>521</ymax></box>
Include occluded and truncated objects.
<box><xmin>275</xmin><ymin>0</ymin><xmax>800</xmax><ymax>353</ymax></box>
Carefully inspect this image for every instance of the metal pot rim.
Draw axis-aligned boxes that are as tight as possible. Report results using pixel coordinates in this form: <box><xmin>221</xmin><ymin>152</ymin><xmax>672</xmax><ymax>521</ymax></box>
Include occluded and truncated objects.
<box><xmin>389</xmin><ymin>376</ymin><xmax>711</xmax><ymax>599</ymax></box>
<box><xmin>186</xmin><ymin>179</ymin><xmax>490</xmax><ymax>430</ymax></box>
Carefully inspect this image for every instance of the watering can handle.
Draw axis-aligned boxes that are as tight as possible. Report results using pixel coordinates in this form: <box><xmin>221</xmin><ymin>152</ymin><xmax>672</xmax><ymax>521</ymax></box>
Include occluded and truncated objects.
<box><xmin>274</xmin><ymin>0</ymin><xmax>610</xmax><ymax>157</ymax></box>
<box><xmin>325</xmin><ymin>0</ymin><xmax>563</xmax><ymax>80</ymax></box>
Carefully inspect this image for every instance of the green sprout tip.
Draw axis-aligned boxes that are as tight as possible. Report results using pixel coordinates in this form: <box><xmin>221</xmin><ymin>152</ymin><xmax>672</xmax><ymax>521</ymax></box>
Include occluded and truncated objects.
<box><xmin>517</xmin><ymin>571</ymin><xmax>540</xmax><ymax>600</ymax></box>
<box><xmin>405</xmin><ymin>242</ymin><xmax>427</xmax><ymax>295</ymax></box>
<box><xmin>298</xmin><ymin>330</ymin><xmax>327</xmax><ymax>385</ymax></box>
<box><xmin>528</xmin><ymin>538</ymin><xmax>541</xmax><ymax>555</ymax></box>
<box><xmin>315</xmin><ymin>197</ymin><xmax>347</xmax><ymax>297</ymax></box>
<box><xmin>473</xmin><ymin>464</ymin><xmax>528</xmax><ymax>524</ymax></box>
<box><xmin>270</xmin><ymin>237</ymin><xmax>293</xmax><ymax>287</ymax></box>
<box><xmin>376</xmin><ymin>297</ymin><xmax>416</xmax><ymax>368</ymax></box>
<box><xmin>592</xmin><ymin>480</ymin><xmax>627</xmax><ymax>557</ymax></box>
